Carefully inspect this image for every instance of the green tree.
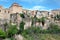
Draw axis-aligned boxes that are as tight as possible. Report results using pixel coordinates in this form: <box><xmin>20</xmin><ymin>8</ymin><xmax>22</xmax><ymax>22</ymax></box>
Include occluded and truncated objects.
<box><xmin>4</xmin><ymin>22</ymin><xmax>8</xmax><ymax>32</ymax></box>
<box><xmin>18</xmin><ymin>21</ymin><xmax>25</xmax><ymax>34</ymax></box>
<box><xmin>20</xmin><ymin>13</ymin><xmax>25</xmax><ymax>21</ymax></box>
<box><xmin>37</xmin><ymin>18</ymin><xmax>41</xmax><ymax>26</ymax></box>
<box><xmin>34</xmin><ymin>13</ymin><xmax>37</xmax><ymax>27</ymax></box>
<box><xmin>40</xmin><ymin>17</ymin><xmax>46</xmax><ymax>26</ymax></box>
<box><xmin>20</xmin><ymin>13</ymin><xmax>25</xmax><ymax>18</ymax></box>
<box><xmin>31</xmin><ymin>17</ymin><xmax>34</xmax><ymax>26</ymax></box>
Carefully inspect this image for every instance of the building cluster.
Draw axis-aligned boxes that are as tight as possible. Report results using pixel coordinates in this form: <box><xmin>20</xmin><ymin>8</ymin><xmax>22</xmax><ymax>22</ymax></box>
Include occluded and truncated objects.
<box><xmin>0</xmin><ymin>3</ymin><xmax>60</xmax><ymax>29</ymax></box>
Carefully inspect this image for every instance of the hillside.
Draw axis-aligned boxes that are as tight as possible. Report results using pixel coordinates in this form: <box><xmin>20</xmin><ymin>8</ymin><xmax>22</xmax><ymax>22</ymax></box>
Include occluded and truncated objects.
<box><xmin>24</xmin><ymin>34</ymin><xmax>60</xmax><ymax>40</ymax></box>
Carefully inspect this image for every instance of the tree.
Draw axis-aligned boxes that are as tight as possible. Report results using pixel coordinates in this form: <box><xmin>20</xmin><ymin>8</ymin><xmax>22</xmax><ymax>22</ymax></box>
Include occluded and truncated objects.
<box><xmin>40</xmin><ymin>17</ymin><xmax>45</xmax><ymax>26</ymax></box>
<box><xmin>4</xmin><ymin>22</ymin><xmax>8</xmax><ymax>32</ymax></box>
<box><xmin>37</xmin><ymin>18</ymin><xmax>41</xmax><ymax>26</ymax></box>
<box><xmin>18</xmin><ymin>21</ymin><xmax>25</xmax><ymax>34</ymax></box>
<box><xmin>20</xmin><ymin>13</ymin><xmax>25</xmax><ymax>26</ymax></box>
<box><xmin>34</xmin><ymin>14</ymin><xmax>37</xmax><ymax>27</ymax></box>
<box><xmin>31</xmin><ymin>17</ymin><xmax>34</xmax><ymax>26</ymax></box>
<box><xmin>20</xmin><ymin>13</ymin><xmax>25</xmax><ymax>18</ymax></box>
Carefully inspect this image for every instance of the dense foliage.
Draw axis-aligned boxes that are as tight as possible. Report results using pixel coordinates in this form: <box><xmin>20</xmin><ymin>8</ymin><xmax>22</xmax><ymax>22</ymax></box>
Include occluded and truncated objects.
<box><xmin>47</xmin><ymin>23</ymin><xmax>60</xmax><ymax>33</ymax></box>
<box><xmin>20</xmin><ymin>13</ymin><xmax>25</xmax><ymax>18</ymax></box>
<box><xmin>21</xmin><ymin>23</ymin><xmax>60</xmax><ymax>38</ymax></box>
<box><xmin>7</xmin><ymin>25</ymin><xmax>18</xmax><ymax>37</ymax></box>
<box><xmin>0</xmin><ymin>29</ymin><xmax>6</xmax><ymax>39</ymax></box>
<box><xmin>17</xmin><ymin>21</ymin><xmax>25</xmax><ymax>34</ymax></box>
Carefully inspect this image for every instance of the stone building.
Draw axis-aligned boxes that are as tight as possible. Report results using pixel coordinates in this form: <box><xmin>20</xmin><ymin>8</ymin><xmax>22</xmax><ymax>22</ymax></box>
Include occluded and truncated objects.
<box><xmin>0</xmin><ymin>3</ymin><xmax>23</xmax><ymax>30</ymax></box>
<box><xmin>51</xmin><ymin>9</ymin><xmax>60</xmax><ymax>17</ymax></box>
<box><xmin>0</xmin><ymin>3</ymin><xmax>23</xmax><ymax>24</ymax></box>
<box><xmin>1</xmin><ymin>3</ymin><xmax>59</xmax><ymax>30</ymax></box>
<box><xmin>36</xmin><ymin>11</ymin><xmax>49</xmax><ymax>18</ymax></box>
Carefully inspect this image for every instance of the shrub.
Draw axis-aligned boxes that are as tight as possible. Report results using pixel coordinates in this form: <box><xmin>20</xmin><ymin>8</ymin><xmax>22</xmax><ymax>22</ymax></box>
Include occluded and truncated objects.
<box><xmin>21</xmin><ymin>27</ymin><xmax>41</xmax><ymax>38</ymax></box>
<box><xmin>0</xmin><ymin>29</ymin><xmax>6</xmax><ymax>39</ymax></box>
<box><xmin>20</xmin><ymin>13</ymin><xmax>25</xmax><ymax>18</ymax></box>
<box><xmin>47</xmin><ymin>23</ymin><xmax>60</xmax><ymax>33</ymax></box>
<box><xmin>7</xmin><ymin>25</ymin><xmax>18</xmax><ymax>37</ymax></box>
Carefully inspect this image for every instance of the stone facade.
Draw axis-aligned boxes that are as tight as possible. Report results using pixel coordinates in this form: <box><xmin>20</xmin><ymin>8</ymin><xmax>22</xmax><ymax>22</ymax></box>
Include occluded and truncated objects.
<box><xmin>0</xmin><ymin>3</ymin><xmax>23</xmax><ymax>24</ymax></box>
<box><xmin>51</xmin><ymin>9</ymin><xmax>60</xmax><ymax>17</ymax></box>
<box><xmin>0</xmin><ymin>3</ymin><xmax>60</xmax><ymax>30</ymax></box>
<box><xmin>36</xmin><ymin>11</ymin><xmax>49</xmax><ymax>18</ymax></box>
<box><xmin>0</xmin><ymin>3</ymin><xmax>50</xmax><ymax>24</ymax></box>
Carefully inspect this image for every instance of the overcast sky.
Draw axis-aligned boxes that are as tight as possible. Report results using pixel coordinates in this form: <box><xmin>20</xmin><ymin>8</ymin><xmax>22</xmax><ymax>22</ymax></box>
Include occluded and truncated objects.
<box><xmin>0</xmin><ymin>0</ymin><xmax>60</xmax><ymax>11</ymax></box>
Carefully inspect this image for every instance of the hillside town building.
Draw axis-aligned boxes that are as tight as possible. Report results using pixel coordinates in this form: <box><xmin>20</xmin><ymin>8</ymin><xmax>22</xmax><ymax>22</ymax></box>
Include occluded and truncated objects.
<box><xmin>0</xmin><ymin>3</ymin><xmax>60</xmax><ymax>30</ymax></box>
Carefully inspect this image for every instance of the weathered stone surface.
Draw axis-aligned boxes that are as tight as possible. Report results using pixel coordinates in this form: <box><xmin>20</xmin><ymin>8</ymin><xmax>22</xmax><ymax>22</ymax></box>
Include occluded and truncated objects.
<box><xmin>15</xmin><ymin>35</ymin><xmax>23</xmax><ymax>40</ymax></box>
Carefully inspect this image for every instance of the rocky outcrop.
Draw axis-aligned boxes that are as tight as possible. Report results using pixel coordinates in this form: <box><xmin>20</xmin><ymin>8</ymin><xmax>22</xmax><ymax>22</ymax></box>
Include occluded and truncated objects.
<box><xmin>15</xmin><ymin>35</ymin><xmax>23</xmax><ymax>40</ymax></box>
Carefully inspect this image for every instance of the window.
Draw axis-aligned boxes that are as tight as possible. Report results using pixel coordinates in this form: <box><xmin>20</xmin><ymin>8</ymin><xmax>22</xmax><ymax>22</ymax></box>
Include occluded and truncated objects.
<box><xmin>0</xmin><ymin>10</ymin><xmax>1</xmax><ymax>12</ymax></box>
<box><xmin>8</xmin><ymin>11</ymin><xmax>9</xmax><ymax>13</ymax></box>
<box><xmin>5</xmin><ymin>10</ymin><xmax>6</xmax><ymax>13</ymax></box>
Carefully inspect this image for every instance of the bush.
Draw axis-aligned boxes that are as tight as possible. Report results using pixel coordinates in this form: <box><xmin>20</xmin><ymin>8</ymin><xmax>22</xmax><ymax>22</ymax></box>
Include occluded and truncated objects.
<box><xmin>0</xmin><ymin>29</ymin><xmax>6</xmax><ymax>39</ymax></box>
<box><xmin>20</xmin><ymin>13</ymin><xmax>25</xmax><ymax>18</ymax></box>
<box><xmin>7</xmin><ymin>25</ymin><xmax>18</xmax><ymax>37</ymax></box>
<box><xmin>21</xmin><ymin>27</ymin><xmax>41</xmax><ymax>38</ymax></box>
<box><xmin>47</xmin><ymin>23</ymin><xmax>60</xmax><ymax>33</ymax></box>
<box><xmin>21</xmin><ymin>23</ymin><xmax>60</xmax><ymax>38</ymax></box>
